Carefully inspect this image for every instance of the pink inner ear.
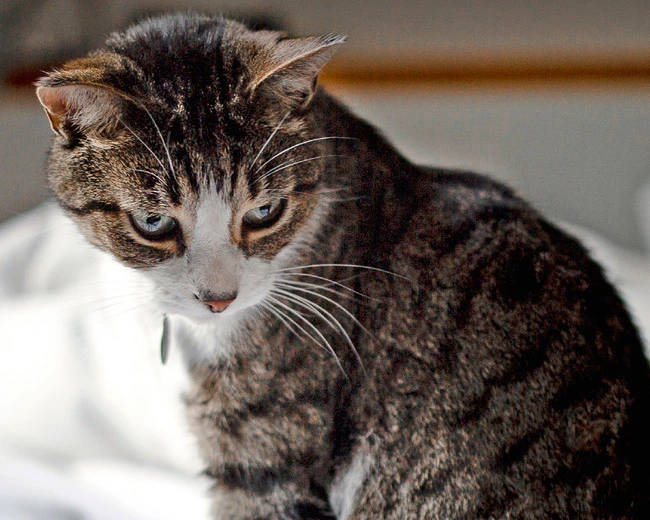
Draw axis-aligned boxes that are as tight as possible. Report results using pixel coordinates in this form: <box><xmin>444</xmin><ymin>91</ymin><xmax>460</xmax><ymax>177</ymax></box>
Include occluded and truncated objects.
<box><xmin>36</xmin><ymin>84</ymin><xmax>122</xmax><ymax>136</ymax></box>
<box><xmin>36</xmin><ymin>86</ymin><xmax>70</xmax><ymax>116</ymax></box>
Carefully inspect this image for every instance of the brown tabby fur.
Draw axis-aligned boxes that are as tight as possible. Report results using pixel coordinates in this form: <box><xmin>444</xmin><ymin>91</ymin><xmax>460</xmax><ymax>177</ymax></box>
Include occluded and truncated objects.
<box><xmin>37</xmin><ymin>12</ymin><xmax>650</xmax><ymax>519</ymax></box>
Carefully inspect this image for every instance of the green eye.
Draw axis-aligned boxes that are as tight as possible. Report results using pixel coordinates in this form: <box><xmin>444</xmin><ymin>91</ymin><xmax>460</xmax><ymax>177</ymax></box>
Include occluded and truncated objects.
<box><xmin>130</xmin><ymin>212</ymin><xmax>177</xmax><ymax>239</ymax></box>
<box><xmin>242</xmin><ymin>199</ymin><xmax>286</xmax><ymax>229</ymax></box>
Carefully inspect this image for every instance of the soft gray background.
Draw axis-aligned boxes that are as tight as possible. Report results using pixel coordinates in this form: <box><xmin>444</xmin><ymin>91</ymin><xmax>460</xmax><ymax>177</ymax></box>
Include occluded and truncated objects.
<box><xmin>2</xmin><ymin>0</ymin><xmax>650</xmax><ymax>251</ymax></box>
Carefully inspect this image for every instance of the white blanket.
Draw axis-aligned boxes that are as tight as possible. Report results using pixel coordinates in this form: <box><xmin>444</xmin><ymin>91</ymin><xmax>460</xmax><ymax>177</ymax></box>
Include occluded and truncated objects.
<box><xmin>0</xmin><ymin>204</ymin><xmax>210</xmax><ymax>520</ymax></box>
<box><xmin>0</xmin><ymin>203</ymin><xmax>649</xmax><ymax>519</ymax></box>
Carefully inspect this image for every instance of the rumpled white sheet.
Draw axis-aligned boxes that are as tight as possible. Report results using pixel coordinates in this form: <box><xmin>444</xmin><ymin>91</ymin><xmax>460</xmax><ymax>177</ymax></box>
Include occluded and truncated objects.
<box><xmin>0</xmin><ymin>202</ymin><xmax>649</xmax><ymax>519</ymax></box>
<box><xmin>0</xmin><ymin>204</ymin><xmax>210</xmax><ymax>520</ymax></box>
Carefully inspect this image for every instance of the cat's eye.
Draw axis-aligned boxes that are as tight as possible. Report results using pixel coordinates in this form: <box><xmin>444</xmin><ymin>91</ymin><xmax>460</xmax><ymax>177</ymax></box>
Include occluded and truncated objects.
<box><xmin>242</xmin><ymin>199</ymin><xmax>286</xmax><ymax>229</ymax></box>
<box><xmin>130</xmin><ymin>212</ymin><xmax>177</xmax><ymax>240</ymax></box>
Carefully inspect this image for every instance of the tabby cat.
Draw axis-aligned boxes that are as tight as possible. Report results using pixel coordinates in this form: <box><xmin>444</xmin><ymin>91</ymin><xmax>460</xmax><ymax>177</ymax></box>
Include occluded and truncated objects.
<box><xmin>36</xmin><ymin>12</ymin><xmax>650</xmax><ymax>519</ymax></box>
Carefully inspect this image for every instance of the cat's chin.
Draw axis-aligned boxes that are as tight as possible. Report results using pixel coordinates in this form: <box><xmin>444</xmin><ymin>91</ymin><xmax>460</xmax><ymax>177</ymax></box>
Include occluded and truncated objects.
<box><xmin>166</xmin><ymin>306</ymin><xmax>255</xmax><ymax>364</ymax></box>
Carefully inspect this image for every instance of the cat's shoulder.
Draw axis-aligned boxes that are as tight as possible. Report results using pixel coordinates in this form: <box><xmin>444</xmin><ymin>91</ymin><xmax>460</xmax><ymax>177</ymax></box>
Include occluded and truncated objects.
<box><xmin>421</xmin><ymin>166</ymin><xmax>530</xmax><ymax>225</ymax></box>
<box><xmin>393</xmin><ymin>166</ymin><xmax>599</xmax><ymax>294</ymax></box>
<box><xmin>405</xmin><ymin>166</ymin><xmax>549</xmax><ymax>251</ymax></box>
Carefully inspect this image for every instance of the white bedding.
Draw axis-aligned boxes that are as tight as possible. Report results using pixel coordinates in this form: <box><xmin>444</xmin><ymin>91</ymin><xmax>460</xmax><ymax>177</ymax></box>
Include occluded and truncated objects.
<box><xmin>0</xmin><ymin>204</ymin><xmax>210</xmax><ymax>520</ymax></box>
<box><xmin>0</xmin><ymin>202</ymin><xmax>649</xmax><ymax>519</ymax></box>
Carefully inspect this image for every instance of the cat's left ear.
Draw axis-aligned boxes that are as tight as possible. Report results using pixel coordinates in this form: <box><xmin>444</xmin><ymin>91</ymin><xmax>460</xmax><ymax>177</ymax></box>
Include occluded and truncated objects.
<box><xmin>36</xmin><ymin>54</ymin><xmax>128</xmax><ymax>141</ymax></box>
<box><xmin>36</xmin><ymin>83</ymin><xmax>123</xmax><ymax>140</ymax></box>
<box><xmin>250</xmin><ymin>34</ymin><xmax>345</xmax><ymax>111</ymax></box>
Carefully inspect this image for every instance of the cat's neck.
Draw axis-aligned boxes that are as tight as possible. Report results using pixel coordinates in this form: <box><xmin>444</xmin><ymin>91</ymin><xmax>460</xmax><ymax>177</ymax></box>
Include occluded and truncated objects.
<box><xmin>309</xmin><ymin>90</ymin><xmax>423</xmax><ymax>268</ymax></box>
<box><xmin>311</xmin><ymin>90</ymin><xmax>412</xmax><ymax>174</ymax></box>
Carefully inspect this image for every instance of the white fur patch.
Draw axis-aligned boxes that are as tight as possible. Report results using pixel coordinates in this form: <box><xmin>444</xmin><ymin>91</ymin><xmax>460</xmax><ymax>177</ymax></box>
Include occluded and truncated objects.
<box><xmin>189</xmin><ymin>188</ymin><xmax>239</xmax><ymax>297</ymax></box>
<box><xmin>329</xmin><ymin>452</ymin><xmax>370</xmax><ymax>520</ymax></box>
<box><xmin>143</xmin><ymin>186</ymin><xmax>278</xmax><ymax>363</ymax></box>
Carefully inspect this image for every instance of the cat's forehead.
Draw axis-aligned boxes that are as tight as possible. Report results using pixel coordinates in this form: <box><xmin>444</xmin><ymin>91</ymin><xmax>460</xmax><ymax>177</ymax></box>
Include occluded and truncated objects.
<box><xmin>106</xmin><ymin>16</ymin><xmax>260</xmax><ymax>96</ymax></box>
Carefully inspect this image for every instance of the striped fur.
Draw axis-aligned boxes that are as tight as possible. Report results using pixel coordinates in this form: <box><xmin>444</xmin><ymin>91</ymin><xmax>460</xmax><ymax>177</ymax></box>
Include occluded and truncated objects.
<box><xmin>39</xmin><ymin>13</ymin><xmax>650</xmax><ymax>519</ymax></box>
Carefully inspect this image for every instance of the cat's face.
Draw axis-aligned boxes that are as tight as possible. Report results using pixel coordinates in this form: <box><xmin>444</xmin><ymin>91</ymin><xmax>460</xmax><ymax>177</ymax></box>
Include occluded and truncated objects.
<box><xmin>37</xmin><ymin>14</ymin><xmax>343</xmax><ymax>327</ymax></box>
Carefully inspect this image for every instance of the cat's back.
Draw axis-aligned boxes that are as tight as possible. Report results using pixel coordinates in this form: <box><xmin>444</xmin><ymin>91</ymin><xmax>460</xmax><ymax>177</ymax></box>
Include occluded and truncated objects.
<box><xmin>387</xmin><ymin>166</ymin><xmax>650</xmax><ymax>413</ymax></box>
<box><xmin>356</xmin><ymin>166</ymin><xmax>650</xmax><ymax>518</ymax></box>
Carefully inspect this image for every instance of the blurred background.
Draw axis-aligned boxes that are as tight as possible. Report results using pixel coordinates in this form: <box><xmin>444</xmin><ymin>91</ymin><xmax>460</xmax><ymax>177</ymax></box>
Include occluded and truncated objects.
<box><xmin>2</xmin><ymin>0</ymin><xmax>650</xmax><ymax>252</ymax></box>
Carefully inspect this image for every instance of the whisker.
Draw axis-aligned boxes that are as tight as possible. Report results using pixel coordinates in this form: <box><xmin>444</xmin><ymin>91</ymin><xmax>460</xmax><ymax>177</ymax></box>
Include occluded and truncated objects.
<box><xmin>250</xmin><ymin>112</ymin><xmax>290</xmax><ymax>170</ymax></box>
<box><xmin>140</xmin><ymin>104</ymin><xmax>177</xmax><ymax>180</ymax></box>
<box><xmin>89</xmin><ymin>300</ymin><xmax>150</xmax><ymax>321</ymax></box>
<box><xmin>267</xmin><ymin>295</ymin><xmax>347</xmax><ymax>378</ymax></box>
<box><xmin>274</xmin><ymin>272</ymin><xmax>377</xmax><ymax>301</ymax></box>
<box><xmin>255</xmin><ymin>154</ymin><xmax>347</xmax><ymax>186</ymax></box>
<box><xmin>275</xmin><ymin>279</ymin><xmax>364</xmax><ymax>305</ymax></box>
<box><xmin>272</xmin><ymin>288</ymin><xmax>364</xmax><ymax>371</ymax></box>
<box><xmin>65</xmin><ymin>294</ymin><xmax>151</xmax><ymax>316</ymax></box>
<box><xmin>266</xmin><ymin>185</ymin><xmax>350</xmax><ymax>193</ymax></box>
<box><xmin>128</xmin><ymin>168</ymin><xmax>167</xmax><ymax>185</ymax></box>
<box><xmin>254</xmin><ymin>136</ymin><xmax>355</xmax><ymax>175</ymax></box>
<box><xmin>259</xmin><ymin>301</ymin><xmax>304</xmax><ymax>339</ymax></box>
<box><xmin>3</xmin><ymin>220</ymin><xmax>76</xmax><ymax>242</ymax></box>
<box><xmin>120</xmin><ymin>119</ymin><xmax>168</xmax><ymax>176</ymax></box>
<box><xmin>273</xmin><ymin>283</ymin><xmax>372</xmax><ymax>346</ymax></box>
<box><xmin>324</xmin><ymin>195</ymin><xmax>365</xmax><ymax>204</ymax></box>
<box><xmin>277</xmin><ymin>263</ymin><xmax>414</xmax><ymax>284</ymax></box>
<box><xmin>254</xmin><ymin>157</ymin><xmax>295</xmax><ymax>181</ymax></box>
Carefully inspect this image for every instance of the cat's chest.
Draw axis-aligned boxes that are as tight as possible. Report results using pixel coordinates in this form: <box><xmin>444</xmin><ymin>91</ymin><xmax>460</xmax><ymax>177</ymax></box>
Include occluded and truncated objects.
<box><xmin>186</xmin><ymin>337</ymin><xmax>339</xmax><ymax>466</ymax></box>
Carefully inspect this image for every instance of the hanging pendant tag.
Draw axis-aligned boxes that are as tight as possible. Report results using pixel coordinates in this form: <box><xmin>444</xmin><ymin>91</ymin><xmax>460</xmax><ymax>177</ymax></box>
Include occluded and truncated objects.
<box><xmin>160</xmin><ymin>315</ymin><xmax>171</xmax><ymax>365</ymax></box>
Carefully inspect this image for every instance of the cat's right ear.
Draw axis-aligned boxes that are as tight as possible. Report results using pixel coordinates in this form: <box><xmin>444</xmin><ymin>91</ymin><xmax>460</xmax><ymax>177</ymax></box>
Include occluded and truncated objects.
<box><xmin>36</xmin><ymin>83</ymin><xmax>123</xmax><ymax>141</ymax></box>
<box><xmin>249</xmin><ymin>34</ymin><xmax>346</xmax><ymax>112</ymax></box>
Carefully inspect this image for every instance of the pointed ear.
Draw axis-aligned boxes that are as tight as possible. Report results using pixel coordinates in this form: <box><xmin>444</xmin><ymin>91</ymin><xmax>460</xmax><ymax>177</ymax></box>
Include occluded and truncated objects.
<box><xmin>36</xmin><ymin>83</ymin><xmax>123</xmax><ymax>140</ymax></box>
<box><xmin>251</xmin><ymin>34</ymin><xmax>345</xmax><ymax>111</ymax></box>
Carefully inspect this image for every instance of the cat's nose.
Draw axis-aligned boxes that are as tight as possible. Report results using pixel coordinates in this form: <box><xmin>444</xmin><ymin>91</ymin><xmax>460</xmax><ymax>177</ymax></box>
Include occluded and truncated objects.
<box><xmin>202</xmin><ymin>296</ymin><xmax>236</xmax><ymax>313</ymax></box>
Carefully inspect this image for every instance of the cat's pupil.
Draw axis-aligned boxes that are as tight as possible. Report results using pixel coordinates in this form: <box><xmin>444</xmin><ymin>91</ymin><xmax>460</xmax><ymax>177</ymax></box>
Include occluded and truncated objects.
<box><xmin>147</xmin><ymin>215</ymin><xmax>161</xmax><ymax>227</ymax></box>
<box><xmin>259</xmin><ymin>205</ymin><xmax>271</xmax><ymax>217</ymax></box>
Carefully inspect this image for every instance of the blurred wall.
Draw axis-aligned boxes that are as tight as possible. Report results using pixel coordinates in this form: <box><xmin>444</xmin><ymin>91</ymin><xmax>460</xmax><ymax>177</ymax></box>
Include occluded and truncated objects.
<box><xmin>2</xmin><ymin>1</ymin><xmax>650</xmax><ymax>251</ymax></box>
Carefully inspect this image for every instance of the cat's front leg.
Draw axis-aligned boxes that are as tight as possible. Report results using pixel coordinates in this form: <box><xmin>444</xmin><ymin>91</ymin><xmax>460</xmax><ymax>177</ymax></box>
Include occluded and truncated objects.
<box><xmin>195</xmin><ymin>408</ymin><xmax>337</xmax><ymax>520</ymax></box>
<box><xmin>211</xmin><ymin>483</ymin><xmax>335</xmax><ymax>520</ymax></box>
<box><xmin>187</xmin><ymin>354</ymin><xmax>340</xmax><ymax>520</ymax></box>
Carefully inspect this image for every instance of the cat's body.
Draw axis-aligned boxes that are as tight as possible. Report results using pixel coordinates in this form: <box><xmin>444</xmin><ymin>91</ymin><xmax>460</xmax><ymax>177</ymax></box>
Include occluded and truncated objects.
<box><xmin>37</xmin><ymin>13</ymin><xmax>650</xmax><ymax>519</ymax></box>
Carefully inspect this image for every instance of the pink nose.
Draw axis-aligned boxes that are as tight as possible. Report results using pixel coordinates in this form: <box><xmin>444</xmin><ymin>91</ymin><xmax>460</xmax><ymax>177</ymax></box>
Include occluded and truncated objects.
<box><xmin>203</xmin><ymin>298</ymin><xmax>235</xmax><ymax>313</ymax></box>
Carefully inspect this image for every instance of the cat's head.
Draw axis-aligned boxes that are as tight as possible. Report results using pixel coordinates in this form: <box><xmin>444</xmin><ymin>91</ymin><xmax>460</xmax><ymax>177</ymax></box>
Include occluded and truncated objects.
<box><xmin>36</xmin><ymin>13</ymin><xmax>344</xmax><ymax>325</ymax></box>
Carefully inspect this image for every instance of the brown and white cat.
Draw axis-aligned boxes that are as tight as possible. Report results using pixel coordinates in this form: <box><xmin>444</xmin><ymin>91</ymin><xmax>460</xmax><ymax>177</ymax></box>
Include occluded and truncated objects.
<box><xmin>36</xmin><ymin>12</ymin><xmax>650</xmax><ymax>520</ymax></box>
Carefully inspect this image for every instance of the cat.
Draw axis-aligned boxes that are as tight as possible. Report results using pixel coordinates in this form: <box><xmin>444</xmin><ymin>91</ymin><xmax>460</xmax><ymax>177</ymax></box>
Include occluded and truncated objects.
<box><xmin>36</xmin><ymin>12</ymin><xmax>650</xmax><ymax>520</ymax></box>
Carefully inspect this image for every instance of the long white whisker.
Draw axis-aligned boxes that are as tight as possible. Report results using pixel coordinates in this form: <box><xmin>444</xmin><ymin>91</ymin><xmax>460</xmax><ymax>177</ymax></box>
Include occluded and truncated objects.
<box><xmin>129</xmin><ymin>168</ymin><xmax>167</xmax><ymax>185</ymax></box>
<box><xmin>7</xmin><ymin>220</ymin><xmax>75</xmax><ymax>241</ymax></box>
<box><xmin>250</xmin><ymin>112</ymin><xmax>289</xmax><ymax>169</ymax></box>
<box><xmin>274</xmin><ymin>283</ymin><xmax>372</xmax><ymax>349</ymax></box>
<box><xmin>263</xmin><ymin>299</ymin><xmax>348</xmax><ymax>375</ymax></box>
<box><xmin>120</xmin><ymin>119</ymin><xmax>168</xmax><ymax>175</ymax></box>
<box><xmin>277</xmin><ymin>263</ymin><xmax>414</xmax><ymax>284</ymax></box>
<box><xmin>260</xmin><ymin>301</ymin><xmax>304</xmax><ymax>340</ymax></box>
<box><xmin>274</xmin><ymin>288</ymin><xmax>346</xmax><ymax>334</ymax></box>
<box><xmin>274</xmin><ymin>272</ymin><xmax>377</xmax><ymax>301</ymax></box>
<box><xmin>264</xmin><ymin>186</ymin><xmax>351</xmax><ymax>197</ymax></box>
<box><xmin>254</xmin><ymin>136</ymin><xmax>355</xmax><ymax>175</ymax></box>
<box><xmin>272</xmin><ymin>288</ymin><xmax>364</xmax><ymax>370</ymax></box>
<box><xmin>140</xmin><ymin>104</ymin><xmax>177</xmax><ymax>180</ymax></box>
<box><xmin>90</xmin><ymin>301</ymin><xmax>151</xmax><ymax>321</ymax></box>
<box><xmin>275</xmin><ymin>279</ymin><xmax>365</xmax><ymax>304</ymax></box>
<box><xmin>267</xmin><ymin>295</ymin><xmax>347</xmax><ymax>377</ymax></box>
<box><xmin>255</xmin><ymin>154</ymin><xmax>346</xmax><ymax>186</ymax></box>
<box><xmin>267</xmin><ymin>295</ymin><xmax>326</xmax><ymax>346</ymax></box>
<box><xmin>66</xmin><ymin>294</ymin><xmax>151</xmax><ymax>315</ymax></box>
<box><xmin>324</xmin><ymin>195</ymin><xmax>365</xmax><ymax>204</ymax></box>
